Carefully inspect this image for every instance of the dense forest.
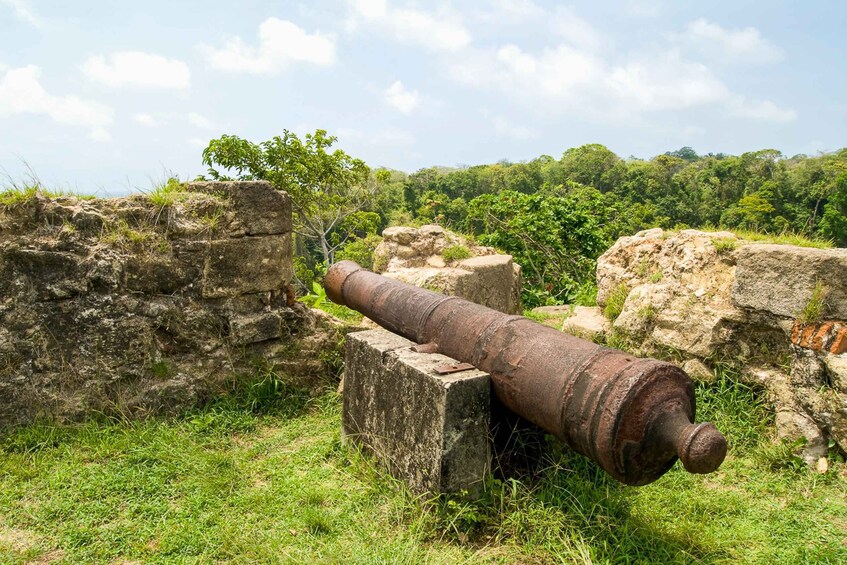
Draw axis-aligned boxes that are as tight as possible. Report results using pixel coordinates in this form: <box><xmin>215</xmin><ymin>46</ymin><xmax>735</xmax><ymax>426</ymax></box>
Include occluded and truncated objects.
<box><xmin>201</xmin><ymin>132</ymin><xmax>847</xmax><ymax>307</ymax></box>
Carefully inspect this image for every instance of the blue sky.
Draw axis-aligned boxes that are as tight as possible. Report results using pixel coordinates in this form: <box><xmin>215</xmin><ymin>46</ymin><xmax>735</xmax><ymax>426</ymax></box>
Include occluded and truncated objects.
<box><xmin>1</xmin><ymin>0</ymin><xmax>845</xmax><ymax>195</ymax></box>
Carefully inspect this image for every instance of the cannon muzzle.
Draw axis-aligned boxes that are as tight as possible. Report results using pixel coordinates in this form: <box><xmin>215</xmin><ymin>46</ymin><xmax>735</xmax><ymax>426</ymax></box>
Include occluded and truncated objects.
<box><xmin>326</xmin><ymin>260</ymin><xmax>727</xmax><ymax>485</ymax></box>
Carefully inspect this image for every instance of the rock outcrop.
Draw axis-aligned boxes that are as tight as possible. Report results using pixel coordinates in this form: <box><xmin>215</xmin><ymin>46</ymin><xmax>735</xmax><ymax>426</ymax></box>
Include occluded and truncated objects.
<box><xmin>0</xmin><ymin>182</ymin><xmax>341</xmax><ymax>428</ymax></box>
<box><xmin>373</xmin><ymin>225</ymin><xmax>522</xmax><ymax>314</ymax></box>
<box><xmin>594</xmin><ymin>228</ymin><xmax>847</xmax><ymax>463</ymax></box>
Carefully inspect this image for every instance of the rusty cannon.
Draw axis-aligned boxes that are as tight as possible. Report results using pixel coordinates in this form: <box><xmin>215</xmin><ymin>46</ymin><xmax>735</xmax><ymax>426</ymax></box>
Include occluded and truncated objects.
<box><xmin>325</xmin><ymin>260</ymin><xmax>727</xmax><ymax>486</ymax></box>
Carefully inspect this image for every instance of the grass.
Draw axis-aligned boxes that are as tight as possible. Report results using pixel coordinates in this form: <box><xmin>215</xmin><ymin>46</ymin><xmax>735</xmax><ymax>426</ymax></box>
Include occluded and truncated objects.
<box><xmin>797</xmin><ymin>280</ymin><xmax>830</xmax><ymax>324</ymax></box>
<box><xmin>145</xmin><ymin>177</ymin><xmax>189</xmax><ymax>207</ymax></box>
<box><xmin>1</xmin><ymin>369</ymin><xmax>845</xmax><ymax>564</ymax></box>
<box><xmin>0</xmin><ymin>184</ymin><xmax>39</xmax><ymax>207</ymax></box>
<box><xmin>603</xmin><ymin>282</ymin><xmax>629</xmax><ymax>322</ymax></box>
<box><xmin>711</xmin><ymin>237</ymin><xmax>738</xmax><ymax>254</ymax></box>
<box><xmin>0</xmin><ymin>183</ymin><xmax>96</xmax><ymax>207</ymax></box>
<box><xmin>99</xmin><ymin>218</ymin><xmax>165</xmax><ymax>252</ymax></box>
<box><xmin>442</xmin><ymin>245</ymin><xmax>472</xmax><ymax>263</ymax></box>
<box><xmin>697</xmin><ymin>228</ymin><xmax>834</xmax><ymax>249</ymax></box>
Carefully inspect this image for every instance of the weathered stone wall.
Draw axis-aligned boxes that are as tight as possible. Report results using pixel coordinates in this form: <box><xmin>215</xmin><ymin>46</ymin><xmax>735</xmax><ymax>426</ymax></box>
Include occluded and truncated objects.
<box><xmin>589</xmin><ymin>228</ymin><xmax>847</xmax><ymax>464</ymax></box>
<box><xmin>0</xmin><ymin>181</ymin><xmax>339</xmax><ymax>428</ymax></box>
<box><xmin>373</xmin><ymin>224</ymin><xmax>522</xmax><ymax>314</ymax></box>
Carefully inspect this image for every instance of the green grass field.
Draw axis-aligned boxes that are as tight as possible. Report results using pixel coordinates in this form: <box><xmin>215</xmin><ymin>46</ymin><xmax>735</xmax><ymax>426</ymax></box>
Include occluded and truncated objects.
<box><xmin>1</xmin><ymin>373</ymin><xmax>846</xmax><ymax>564</ymax></box>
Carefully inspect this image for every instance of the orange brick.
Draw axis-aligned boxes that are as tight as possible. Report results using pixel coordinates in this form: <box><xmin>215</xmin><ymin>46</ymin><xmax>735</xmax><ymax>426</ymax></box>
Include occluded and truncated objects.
<box><xmin>791</xmin><ymin>320</ymin><xmax>804</xmax><ymax>343</ymax></box>
<box><xmin>830</xmin><ymin>328</ymin><xmax>847</xmax><ymax>355</ymax></box>
<box><xmin>810</xmin><ymin>322</ymin><xmax>834</xmax><ymax>351</ymax></box>
<box><xmin>799</xmin><ymin>324</ymin><xmax>817</xmax><ymax>348</ymax></box>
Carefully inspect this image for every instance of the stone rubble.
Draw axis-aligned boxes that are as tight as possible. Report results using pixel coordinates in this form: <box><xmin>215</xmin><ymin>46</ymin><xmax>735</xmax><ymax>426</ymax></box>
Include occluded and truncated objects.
<box><xmin>591</xmin><ymin>228</ymin><xmax>847</xmax><ymax>463</ymax></box>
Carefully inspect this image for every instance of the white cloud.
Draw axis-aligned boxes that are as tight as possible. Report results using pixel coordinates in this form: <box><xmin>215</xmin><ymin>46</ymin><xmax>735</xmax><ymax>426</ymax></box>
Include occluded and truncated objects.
<box><xmin>730</xmin><ymin>97</ymin><xmax>797</xmax><ymax>123</ymax></box>
<box><xmin>473</xmin><ymin>0</ymin><xmax>543</xmax><ymax>23</ymax></box>
<box><xmin>133</xmin><ymin>113</ymin><xmax>160</xmax><ymax>127</ymax></box>
<box><xmin>680</xmin><ymin>19</ymin><xmax>783</xmax><ymax>64</ymax></box>
<box><xmin>384</xmin><ymin>81</ymin><xmax>419</xmax><ymax>114</ymax></box>
<box><xmin>200</xmin><ymin>17</ymin><xmax>335</xmax><ymax>74</ymax></box>
<box><xmin>492</xmin><ymin>0</ymin><xmax>543</xmax><ymax>19</ymax></box>
<box><xmin>348</xmin><ymin>0</ymin><xmax>471</xmax><ymax>52</ymax></box>
<box><xmin>82</xmin><ymin>51</ymin><xmax>191</xmax><ymax>90</ymax></box>
<box><xmin>337</xmin><ymin>127</ymin><xmax>415</xmax><ymax>146</ymax></box>
<box><xmin>605</xmin><ymin>53</ymin><xmax>730</xmax><ymax>110</ymax></box>
<box><xmin>491</xmin><ymin>116</ymin><xmax>537</xmax><ymax>141</ymax></box>
<box><xmin>1</xmin><ymin>0</ymin><xmax>41</xmax><ymax>28</ymax></box>
<box><xmin>187</xmin><ymin>112</ymin><xmax>218</xmax><ymax>130</ymax></box>
<box><xmin>451</xmin><ymin>44</ymin><xmax>603</xmax><ymax>104</ymax></box>
<box><xmin>451</xmin><ymin>41</ymin><xmax>794</xmax><ymax>123</ymax></box>
<box><xmin>551</xmin><ymin>7</ymin><xmax>604</xmax><ymax>51</ymax></box>
<box><xmin>624</xmin><ymin>0</ymin><xmax>662</xmax><ymax>18</ymax></box>
<box><xmin>0</xmin><ymin>65</ymin><xmax>113</xmax><ymax>140</ymax></box>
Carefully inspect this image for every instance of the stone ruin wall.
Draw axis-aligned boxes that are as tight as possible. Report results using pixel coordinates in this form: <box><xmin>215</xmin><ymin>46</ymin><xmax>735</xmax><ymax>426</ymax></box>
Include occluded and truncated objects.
<box><xmin>373</xmin><ymin>224</ymin><xmax>522</xmax><ymax>315</ymax></box>
<box><xmin>0</xmin><ymin>181</ymin><xmax>340</xmax><ymax>428</ymax></box>
<box><xmin>585</xmin><ymin>229</ymin><xmax>847</xmax><ymax>465</ymax></box>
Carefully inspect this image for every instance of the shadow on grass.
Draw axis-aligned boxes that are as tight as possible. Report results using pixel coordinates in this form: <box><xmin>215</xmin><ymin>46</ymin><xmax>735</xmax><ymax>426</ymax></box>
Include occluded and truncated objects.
<box><xmin>434</xmin><ymin>433</ymin><xmax>724</xmax><ymax>564</ymax></box>
<box><xmin>430</xmin><ymin>395</ymin><xmax>733</xmax><ymax>563</ymax></box>
<box><xmin>0</xmin><ymin>373</ymin><xmax>318</xmax><ymax>453</ymax></box>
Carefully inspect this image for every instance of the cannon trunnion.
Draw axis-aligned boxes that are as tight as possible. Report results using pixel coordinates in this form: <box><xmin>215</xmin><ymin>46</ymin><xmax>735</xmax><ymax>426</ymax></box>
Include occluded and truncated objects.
<box><xmin>326</xmin><ymin>260</ymin><xmax>727</xmax><ymax>486</ymax></box>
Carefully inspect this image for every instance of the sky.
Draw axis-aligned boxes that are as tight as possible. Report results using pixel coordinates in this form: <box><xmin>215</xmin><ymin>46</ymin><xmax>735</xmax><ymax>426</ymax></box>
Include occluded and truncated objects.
<box><xmin>1</xmin><ymin>0</ymin><xmax>845</xmax><ymax>196</ymax></box>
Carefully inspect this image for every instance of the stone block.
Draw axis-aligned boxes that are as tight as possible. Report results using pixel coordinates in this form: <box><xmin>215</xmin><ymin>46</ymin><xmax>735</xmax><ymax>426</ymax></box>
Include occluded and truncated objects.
<box><xmin>186</xmin><ymin>181</ymin><xmax>292</xmax><ymax>236</ymax></box>
<box><xmin>733</xmin><ymin>244</ymin><xmax>847</xmax><ymax>319</ymax></box>
<box><xmin>202</xmin><ymin>234</ymin><xmax>292</xmax><ymax>298</ymax></box>
<box><xmin>5</xmin><ymin>248</ymin><xmax>88</xmax><ymax>300</ymax></box>
<box><xmin>455</xmin><ymin>255</ymin><xmax>522</xmax><ymax>315</ymax></box>
<box><xmin>559</xmin><ymin>306</ymin><xmax>609</xmax><ymax>340</ymax></box>
<box><xmin>229</xmin><ymin>312</ymin><xmax>283</xmax><ymax>345</ymax></box>
<box><xmin>124</xmin><ymin>255</ymin><xmax>197</xmax><ymax>294</ymax></box>
<box><xmin>343</xmin><ymin>329</ymin><xmax>491</xmax><ymax>495</ymax></box>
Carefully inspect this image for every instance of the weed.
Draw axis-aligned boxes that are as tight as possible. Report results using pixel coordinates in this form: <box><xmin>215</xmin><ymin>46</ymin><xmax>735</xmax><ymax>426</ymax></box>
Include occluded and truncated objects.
<box><xmin>100</xmin><ymin>219</ymin><xmax>158</xmax><ymax>251</ymax></box>
<box><xmin>797</xmin><ymin>280</ymin><xmax>829</xmax><ymax>323</ymax></box>
<box><xmin>603</xmin><ymin>282</ymin><xmax>629</xmax><ymax>322</ymax></box>
<box><xmin>649</xmin><ymin>269</ymin><xmax>664</xmax><ymax>283</ymax></box>
<box><xmin>442</xmin><ymin>244</ymin><xmax>472</xmax><ymax>263</ymax></box>
<box><xmin>636</xmin><ymin>257</ymin><xmax>652</xmax><ymax>277</ymax></box>
<box><xmin>603</xmin><ymin>327</ymin><xmax>639</xmax><ymax>352</ymax></box>
<box><xmin>149</xmin><ymin>360</ymin><xmax>173</xmax><ymax>379</ymax></box>
<box><xmin>146</xmin><ymin>177</ymin><xmax>188</xmax><ymax>207</ymax></box>
<box><xmin>639</xmin><ymin>303</ymin><xmax>655</xmax><ymax>324</ymax></box>
<box><xmin>198</xmin><ymin>207</ymin><xmax>225</xmax><ymax>233</ymax></box>
<box><xmin>711</xmin><ymin>237</ymin><xmax>739</xmax><ymax>253</ymax></box>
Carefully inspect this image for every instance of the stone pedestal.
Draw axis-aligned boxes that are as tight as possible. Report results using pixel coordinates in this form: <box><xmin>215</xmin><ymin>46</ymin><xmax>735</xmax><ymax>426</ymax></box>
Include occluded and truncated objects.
<box><xmin>342</xmin><ymin>329</ymin><xmax>491</xmax><ymax>495</ymax></box>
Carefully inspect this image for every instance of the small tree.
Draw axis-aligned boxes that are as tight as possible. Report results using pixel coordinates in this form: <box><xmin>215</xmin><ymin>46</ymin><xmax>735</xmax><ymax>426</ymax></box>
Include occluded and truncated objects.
<box><xmin>201</xmin><ymin>129</ymin><xmax>374</xmax><ymax>266</ymax></box>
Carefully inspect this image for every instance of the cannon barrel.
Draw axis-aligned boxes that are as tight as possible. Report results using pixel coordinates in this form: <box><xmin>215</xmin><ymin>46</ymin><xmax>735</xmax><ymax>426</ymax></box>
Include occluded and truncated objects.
<box><xmin>325</xmin><ymin>260</ymin><xmax>727</xmax><ymax>486</ymax></box>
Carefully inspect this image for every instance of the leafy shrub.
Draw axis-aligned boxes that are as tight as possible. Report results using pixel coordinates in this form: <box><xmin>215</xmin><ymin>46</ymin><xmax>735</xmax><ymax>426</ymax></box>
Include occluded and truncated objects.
<box><xmin>335</xmin><ymin>234</ymin><xmax>383</xmax><ymax>269</ymax></box>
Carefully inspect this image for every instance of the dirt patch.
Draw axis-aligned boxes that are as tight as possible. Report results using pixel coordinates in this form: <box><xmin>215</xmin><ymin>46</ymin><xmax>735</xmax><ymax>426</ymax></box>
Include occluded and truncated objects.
<box><xmin>0</xmin><ymin>526</ymin><xmax>39</xmax><ymax>552</ymax></box>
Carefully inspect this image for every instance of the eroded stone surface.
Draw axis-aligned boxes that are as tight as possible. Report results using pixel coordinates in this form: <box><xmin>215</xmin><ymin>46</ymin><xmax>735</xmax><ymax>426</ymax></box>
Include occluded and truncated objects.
<box><xmin>561</xmin><ymin>306</ymin><xmax>609</xmax><ymax>340</ymax></box>
<box><xmin>596</xmin><ymin>228</ymin><xmax>847</xmax><ymax>462</ymax></box>
<box><xmin>202</xmin><ymin>234</ymin><xmax>292</xmax><ymax>298</ymax></box>
<box><xmin>0</xmin><ymin>183</ymin><xmax>339</xmax><ymax>428</ymax></box>
<box><xmin>374</xmin><ymin>225</ymin><xmax>522</xmax><ymax>314</ymax></box>
<box><xmin>185</xmin><ymin>181</ymin><xmax>292</xmax><ymax>236</ymax></box>
<box><xmin>342</xmin><ymin>329</ymin><xmax>490</xmax><ymax>494</ymax></box>
<box><xmin>733</xmin><ymin>244</ymin><xmax>847</xmax><ymax>319</ymax></box>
